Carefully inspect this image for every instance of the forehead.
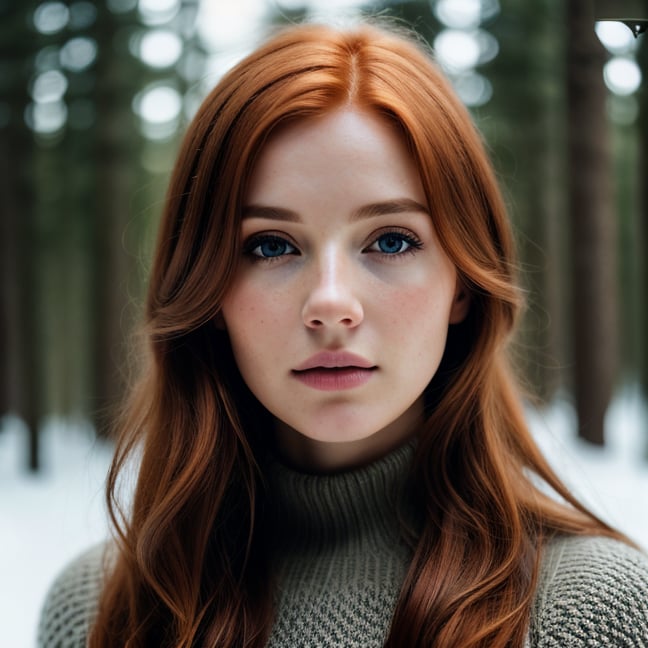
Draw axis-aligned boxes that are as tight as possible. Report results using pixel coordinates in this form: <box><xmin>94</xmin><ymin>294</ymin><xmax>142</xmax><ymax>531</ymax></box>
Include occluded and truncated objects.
<box><xmin>244</xmin><ymin>107</ymin><xmax>424</xmax><ymax>208</ymax></box>
<box><xmin>258</xmin><ymin>107</ymin><xmax>408</xmax><ymax>161</ymax></box>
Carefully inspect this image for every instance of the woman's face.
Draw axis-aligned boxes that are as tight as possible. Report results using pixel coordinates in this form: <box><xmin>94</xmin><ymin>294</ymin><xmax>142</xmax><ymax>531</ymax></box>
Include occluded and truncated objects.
<box><xmin>220</xmin><ymin>108</ymin><xmax>468</xmax><ymax>471</ymax></box>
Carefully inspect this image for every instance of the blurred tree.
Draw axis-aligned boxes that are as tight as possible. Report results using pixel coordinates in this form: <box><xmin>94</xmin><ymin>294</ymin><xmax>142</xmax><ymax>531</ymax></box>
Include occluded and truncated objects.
<box><xmin>0</xmin><ymin>0</ymin><xmax>46</xmax><ymax>470</ymax></box>
<box><xmin>1</xmin><ymin>0</ymin><xmax>205</xmax><ymax>467</ymax></box>
<box><xmin>71</xmin><ymin>0</ymin><xmax>203</xmax><ymax>437</ymax></box>
<box><xmin>638</xmin><ymin>12</ymin><xmax>648</xmax><ymax>410</ymax></box>
<box><xmin>597</xmin><ymin>0</ymin><xmax>647</xmax><ymax>420</ymax></box>
<box><xmin>484</xmin><ymin>0</ymin><xmax>567</xmax><ymax>404</ymax></box>
<box><xmin>88</xmin><ymin>2</ymin><xmax>144</xmax><ymax>437</ymax></box>
<box><xmin>566</xmin><ymin>0</ymin><xmax>618</xmax><ymax>445</ymax></box>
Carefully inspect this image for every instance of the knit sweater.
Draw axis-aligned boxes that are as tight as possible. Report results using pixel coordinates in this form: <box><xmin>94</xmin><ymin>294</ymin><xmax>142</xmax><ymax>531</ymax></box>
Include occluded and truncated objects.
<box><xmin>38</xmin><ymin>443</ymin><xmax>648</xmax><ymax>647</ymax></box>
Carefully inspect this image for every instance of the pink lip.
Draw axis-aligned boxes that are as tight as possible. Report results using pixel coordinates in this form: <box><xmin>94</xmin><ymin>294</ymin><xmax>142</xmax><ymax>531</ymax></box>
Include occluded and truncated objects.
<box><xmin>292</xmin><ymin>351</ymin><xmax>377</xmax><ymax>391</ymax></box>
<box><xmin>293</xmin><ymin>351</ymin><xmax>375</xmax><ymax>371</ymax></box>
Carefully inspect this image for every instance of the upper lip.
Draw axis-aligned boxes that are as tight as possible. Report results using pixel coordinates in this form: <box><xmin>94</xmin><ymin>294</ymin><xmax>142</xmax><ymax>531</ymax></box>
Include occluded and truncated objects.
<box><xmin>293</xmin><ymin>350</ymin><xmax>376</xmax><ymax>371</ymax></box>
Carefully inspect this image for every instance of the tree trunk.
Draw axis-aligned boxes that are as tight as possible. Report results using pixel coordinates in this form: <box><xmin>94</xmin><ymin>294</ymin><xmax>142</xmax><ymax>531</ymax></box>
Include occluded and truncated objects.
<box><xmin>0</xmin><ymin>111</ymin><xmax>42</xmax><ymax>470</ymax></box>
<box><xmin>0</xmin><ymin>1</ymin><xmax>44</xmax><ymax>468</ymax></box>
<box><xmin>482</xmin><ymin>0</ymin><xmax>567</xmax><ymax>402</ymax></box>
<box><xmin>0</xmin><ymin>140</ymin><xmax>12</xmax><ymax>422</ymax></box>
<box><xmin>88</xmin><ymin>3</ymin><xmax>141</xmax><ymax>437</ymax></box>
<box><xmin>637</xmin><ymin>20</ymin><xmax>648</xmax><ymax>426</ymax></box>
<box><xmin>566</xmin><ymin>0</ymin><xmax>618</xmax><ymax>445</ymax></box>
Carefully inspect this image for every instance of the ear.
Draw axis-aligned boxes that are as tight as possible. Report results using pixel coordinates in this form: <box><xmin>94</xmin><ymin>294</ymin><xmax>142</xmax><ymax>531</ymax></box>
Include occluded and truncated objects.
<box><xmin>449</xmin><ymin>279</ymin><xmax>470</xmax><ymax>324</ymax></box>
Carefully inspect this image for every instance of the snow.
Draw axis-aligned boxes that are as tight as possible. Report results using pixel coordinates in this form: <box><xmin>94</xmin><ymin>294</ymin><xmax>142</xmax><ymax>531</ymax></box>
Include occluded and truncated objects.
<box><xmin>2</xmin><ymin>390</ymin><xmax>648</xmax><ymax>648</ymax></box>
<box><xmin>1</xmin><ymin>417</ymin><xmax>113</xmax><ymax>648</ymax></box>
<box><xmin>528</xmin><ymin>386</ymin><xmax>648</xmax><ymax>546</ymax></box>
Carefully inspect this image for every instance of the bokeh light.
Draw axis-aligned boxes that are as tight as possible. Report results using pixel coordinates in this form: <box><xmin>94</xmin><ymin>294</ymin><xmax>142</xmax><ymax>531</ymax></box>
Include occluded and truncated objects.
<box><xmin>133</xmin><ymin>83</ymin><xmax>182</xmax><ymax>139</ymax></box>
<box><xmin>434</xmin><ymin>29</ymin><xmax>481</xmax><ymax>72</ymax></box>
<box><xmin>196</xmin><ymin>0</ymin><xmax>267</xmax><ymax>51</ymax></box>
<box><xmin>434</xmin><ymin>0</ymin><xmax>481</xmax><ymax>30</ymax></box>
<box><xmin>25</xmin><ymin>100</ymin><xmax>68</xmax><ymax>134</ymax></box>
<box><xmin>139</xmin><ymin>0</ymin><xmax>178</xmax><ymax>13</ymax></box>
<box><xmin>30</xmin><ymin>70</ymin><xmax>68</xmax><ymax>104</ymax></box>
<box><xmin>33</xmin><ymin>2</ymin><xmax>70</xmax><ymax>35</ymax></box>
<box><xmin>603</xmin><ymin>57</ymin><xmax>642</xmax><ymax>96</ymax></box>
<box><xmin>138</xmin><ymin>29</ymin><xmax>183</xmax><ymax>68</ymax></box>
<box><xmin>595</xmin><ymin>21</ymin><xmax>635</xmax><ymax>55</ymax></box>
<box><xmin>60</xmin><ymin>37</ymin><xmax>98</xmax><ymax>72</ymax></box>
<box><xmin>474</xmin><ymin>29</ymin><xmax>499</xmax><ymax>65</ymax></box>
<box><xmin>453</xmin><ymin>71</ymin><xmax>493</xmax><ymax>107</ymax></box>
<box><xmin>35</xmin><ymin>46</ymin><xmax>61</xmax><ymax>72</ymax></box>
<box><xmin>138</xmin><ymin>0</ymin><xmax>180</xmax><ymax>26</ymax></box>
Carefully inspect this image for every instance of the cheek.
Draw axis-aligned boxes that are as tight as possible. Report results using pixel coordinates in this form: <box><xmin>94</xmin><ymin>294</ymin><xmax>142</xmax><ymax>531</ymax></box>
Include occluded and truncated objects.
<box><xmin>223</xmin><ymin>280</ymin><xmax>273</xmax><ymax>330</ymax></box>
<box><xmin>374</xmin><ymin>273</ymin><xmax>455</xmax><ymax>338</ymax></box>
<box><xmin>221</xmin><ymin>284</ymin><xmax>290</xmax><ymax>365</ymax></box>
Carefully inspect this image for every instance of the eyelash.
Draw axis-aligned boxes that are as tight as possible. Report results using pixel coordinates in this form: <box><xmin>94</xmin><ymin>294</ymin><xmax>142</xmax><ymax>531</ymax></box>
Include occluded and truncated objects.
<box><xmin>365</xmin><ymin>228</ymin><xmax>424</xmax><ymax>257</ymax></box>
<box><xmin>243</xmin><ymin>233</ymin><xmax>299</xmax><ymax>262</ymax></box>
<box><xmin>243</xmin><ymin>228</ymin><xmax>423</xmax><ymax>262</ymax></box>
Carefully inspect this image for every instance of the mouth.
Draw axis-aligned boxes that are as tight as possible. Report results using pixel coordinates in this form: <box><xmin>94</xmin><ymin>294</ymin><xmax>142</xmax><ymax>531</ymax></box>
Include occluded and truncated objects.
<box><xmin>293</xmin><ymin>350</ymin><xmax>375</xmax><ymax>371</ymax></box>
<box><xmin>292</xmin><ymin>365</ymin><xmax>377</xmax><ymax>391</ymax></box>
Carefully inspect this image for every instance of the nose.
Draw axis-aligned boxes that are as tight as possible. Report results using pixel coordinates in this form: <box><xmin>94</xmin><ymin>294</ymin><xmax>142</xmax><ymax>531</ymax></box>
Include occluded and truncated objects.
<box><xmin>301</xmin><ymin>248</ymin><xmax>364</xmax><ymax>330</ymax></box>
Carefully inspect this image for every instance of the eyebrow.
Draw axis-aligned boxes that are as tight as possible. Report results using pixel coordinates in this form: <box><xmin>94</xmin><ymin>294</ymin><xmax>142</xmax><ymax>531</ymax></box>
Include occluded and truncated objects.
<box><xmin>241</xmin><ymin>198</ymin><xmax>429</xmax><ymax>222</ymax></box>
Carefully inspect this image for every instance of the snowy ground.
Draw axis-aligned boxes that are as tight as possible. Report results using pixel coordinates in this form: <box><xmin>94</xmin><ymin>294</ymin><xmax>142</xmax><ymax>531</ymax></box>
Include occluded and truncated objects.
<box><xmin>2</xmin><ymin>389</ymin><xmax>648</xmax><ymax>648</ymax></box>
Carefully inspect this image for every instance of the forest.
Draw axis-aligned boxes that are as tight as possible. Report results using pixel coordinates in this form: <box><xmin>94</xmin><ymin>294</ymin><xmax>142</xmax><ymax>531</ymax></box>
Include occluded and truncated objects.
<box><xmin>1</xmin><ymin>0</ymin><xmax>647</xmax><ymax>470</ymax></box>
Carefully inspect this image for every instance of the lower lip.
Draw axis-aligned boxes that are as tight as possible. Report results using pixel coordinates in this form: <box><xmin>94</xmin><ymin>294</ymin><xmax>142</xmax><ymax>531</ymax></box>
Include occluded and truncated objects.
<box><xmin>292</xmin><ymin>367</ymin><xmax>376</xmax><ymax>391</ymax></box>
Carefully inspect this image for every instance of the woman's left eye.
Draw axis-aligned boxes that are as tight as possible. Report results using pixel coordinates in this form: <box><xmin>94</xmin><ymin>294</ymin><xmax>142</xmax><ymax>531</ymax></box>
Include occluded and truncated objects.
<box><xmin>365</xmin><ymin>231</ymin><xmax>423</xmax><ymax>256</ymax></box>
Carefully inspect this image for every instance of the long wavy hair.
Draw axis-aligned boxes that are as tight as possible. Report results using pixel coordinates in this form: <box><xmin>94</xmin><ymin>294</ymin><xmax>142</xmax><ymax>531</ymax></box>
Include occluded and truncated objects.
<box><xmin>90</xmin><ymin>22</ymin><xmax>625</xmax><ymax>648</ymax></box>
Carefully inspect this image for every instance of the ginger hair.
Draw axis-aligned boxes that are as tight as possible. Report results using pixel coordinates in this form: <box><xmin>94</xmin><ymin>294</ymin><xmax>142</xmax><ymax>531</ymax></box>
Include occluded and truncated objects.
<box><xmin>90</xmin><ymin>23</ymin><xmax>625</xmax><ymax>647</ymax></box>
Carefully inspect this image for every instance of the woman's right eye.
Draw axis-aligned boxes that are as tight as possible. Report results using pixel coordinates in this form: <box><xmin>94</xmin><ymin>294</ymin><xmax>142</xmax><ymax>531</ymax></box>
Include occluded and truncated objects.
<box><xmin>245</xmin><ymin>235</ymin><xmax>298</xmax><ymax>260</ymax></box>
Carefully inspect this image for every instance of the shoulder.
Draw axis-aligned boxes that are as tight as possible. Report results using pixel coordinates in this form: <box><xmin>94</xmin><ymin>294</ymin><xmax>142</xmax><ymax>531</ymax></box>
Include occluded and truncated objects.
<box><xmin>37</xmin><ymin>542</ymin><xmax>114</xmax><ymax>648</ymax></box>
<box><xmin>530</xmin><ymin>534</ymin><xmax>648</xmax><ymax>647</ymax></box>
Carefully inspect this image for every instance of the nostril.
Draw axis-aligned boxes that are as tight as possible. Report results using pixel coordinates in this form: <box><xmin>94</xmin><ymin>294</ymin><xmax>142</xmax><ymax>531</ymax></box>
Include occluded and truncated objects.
<box><xmin>302</xmin><ymin>290</ymin><xmax>364</xmax><ymax>329</ymax></box>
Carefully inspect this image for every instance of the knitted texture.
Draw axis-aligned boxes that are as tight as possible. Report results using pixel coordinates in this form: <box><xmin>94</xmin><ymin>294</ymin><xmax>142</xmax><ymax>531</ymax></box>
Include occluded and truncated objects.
<box><xmin>265</xmin><ymin>442</ymin><xmax>418</xmax><ymax>647</ymax></box>
<box><xmin>37</xmin><ymin>543</ymin><xmax>109</xmax><ymax>648</ymax></box>
<box><xmin>37</xmin><ymin>441</ymin><xmax>648</xmax><ymax>647</ymax></box>
<box><xmin>529</xmin><ymin>534</ymin><xmax>648</xmax><ymax>647</ymax></box>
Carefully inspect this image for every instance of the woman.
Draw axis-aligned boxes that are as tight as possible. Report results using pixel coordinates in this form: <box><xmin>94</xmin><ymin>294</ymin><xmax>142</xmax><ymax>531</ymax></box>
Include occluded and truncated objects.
<box><xmin>39</xmin><ymin>21</ymin><xmax>648</xmax><ymax>647</ymax></box>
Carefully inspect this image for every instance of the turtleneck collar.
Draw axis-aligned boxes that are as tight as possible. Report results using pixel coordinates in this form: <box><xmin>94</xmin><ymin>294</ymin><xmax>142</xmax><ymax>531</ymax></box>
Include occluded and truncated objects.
<box><xmin>266</xmin><ymin>440</ymin><xmax>421</xmax><ymax>554</ymax></box>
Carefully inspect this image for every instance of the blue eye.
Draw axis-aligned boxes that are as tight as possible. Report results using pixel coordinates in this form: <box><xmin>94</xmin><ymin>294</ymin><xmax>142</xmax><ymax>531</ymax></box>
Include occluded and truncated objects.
<box><xmin>247</xmin><ymin>235</ymin><xmax>297</xmax><ymax>259</ymax></box>
<box><xmin>367</xmin><ymin>231</ymin><xmax>422</xmax><ymax>255</ymax></box>
<box><xmin>377</xmin><ymin>234</ymin><xmax>409</xmax><ymax>254</ymax></box>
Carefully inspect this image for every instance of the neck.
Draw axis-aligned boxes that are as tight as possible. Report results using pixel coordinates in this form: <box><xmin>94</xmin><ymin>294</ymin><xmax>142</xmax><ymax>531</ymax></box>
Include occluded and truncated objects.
<box><xmin>273</xmin><ymin>400</ymin><xmax>423</xmax><ymax>473</ymax></box>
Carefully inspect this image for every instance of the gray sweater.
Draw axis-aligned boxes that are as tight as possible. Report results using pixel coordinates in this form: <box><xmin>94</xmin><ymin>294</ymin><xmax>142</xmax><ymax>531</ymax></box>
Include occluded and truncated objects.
<box><xmin>38</xmin><ymin>443</ymin><xmax>648</xmax><ymax>647</ymax></box>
